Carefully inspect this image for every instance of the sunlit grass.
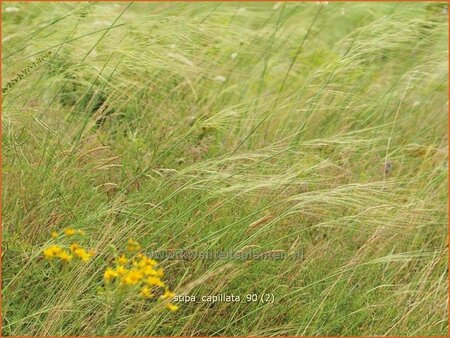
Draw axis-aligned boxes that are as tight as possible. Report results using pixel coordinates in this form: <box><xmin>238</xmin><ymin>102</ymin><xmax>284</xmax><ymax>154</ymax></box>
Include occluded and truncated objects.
<box><xmin>2</xmin><ymin>2</ymin><xmax>448</xmax><ymax>336</ymax></box>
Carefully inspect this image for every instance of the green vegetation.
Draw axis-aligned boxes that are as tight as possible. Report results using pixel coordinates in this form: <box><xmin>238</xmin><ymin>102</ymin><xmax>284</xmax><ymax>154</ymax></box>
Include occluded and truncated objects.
<box><xmin>2</xmin><ymin>2</ymin><xmax>448</xmax><ymax>336</ymax></box>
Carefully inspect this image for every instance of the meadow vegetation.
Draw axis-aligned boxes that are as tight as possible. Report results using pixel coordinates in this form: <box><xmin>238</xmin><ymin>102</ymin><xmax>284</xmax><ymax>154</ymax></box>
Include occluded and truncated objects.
<box><xmin>2</xmin><ymin>1</ymin><xmax>448</xmax><ymax>336</ymax></box>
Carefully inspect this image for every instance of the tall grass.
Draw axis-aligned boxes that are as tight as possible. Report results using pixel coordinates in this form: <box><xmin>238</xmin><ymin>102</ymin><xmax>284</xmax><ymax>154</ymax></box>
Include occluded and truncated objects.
<box><xmin>2</xmin><ymin>2</ymin><xmax>448</xmax><ymax>336</ymax></box>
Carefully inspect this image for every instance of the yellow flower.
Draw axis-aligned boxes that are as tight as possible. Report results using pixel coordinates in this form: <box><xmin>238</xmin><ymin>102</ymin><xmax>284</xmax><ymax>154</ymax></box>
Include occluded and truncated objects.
<box><xmin>166</xmin><ymin>303</ymin><xmax>179</xmax><ymax>312</ymax></box>
<box><xmin>117</xmin><ymin>255</ymin><xmax>127</xmax><ymax>265</ymax></box>
<box><xmin>140</xmin><ymin>266</ymin><xmax>164</xmax><ymax>277</ymax></box>
<box><xmin>51</xmin><ymin>231</ymin><xmax>58</xmax><ymax>239</ymax></box>
<box><xmin>142</xmin><ymin>256</ymin><xmax>158</xmax><ymax>267</ymax></box>
<box><xmin>64</xmin><ymin>228</ymin><xmax>76</xmax><ymax>236</ymax></box>
<box><xmin>153</xmin><ymin>268</ymin><xmax>164</xmax><ymax>277</ymax></box>
<box><xmin>43</xmin><ymin>245</ymin><xmax>62</xmax><ymax>259</ymax></box>
<box><xmin>140</xmin><ymin>286</ymin><xmax>153</xmax><ymax>299</ymax></box>
<box><xmin>160</xmin><ymin>289</ymin><xmax>175</xmax><ymax>300</ymax></box>
<box><xmin>134</xmin><ymin>256</ymin><xmax>158</xmax><ymax>272</ymax></box>
<box><xmin>128</xmin><ymin>239</ymin><xmax>139</xmax><ymax>246</ymax></box>
<box><xmin>104</xmin><ymin>268</ymin><xmax>119</xmax><ymax>282</ymax></box>
<box><xmin>147</xmin><ymin>276</ymin><xmax>165</xmax><ymax>288</ymax></box>
<box><xmin>81</xmin><ymin>253</ymin><xmax>92</xmax><ymax>262</ymax></box>
<box><xmin>74</xmin><ymin>248</ymin><xmax>92</xmax><ymax>262</ymax></box>
<box><xmin>135</xmin><ymin>259</ymin><xmax>146</xmax><ymax>268</ymax></box>
<box><xmin>69</xmin><ymin>243</ymin><xmax>79</xmax><ymax>252</ymax></box>
<box><xmin>116</xmin><ymin>265</ymin><xmax>128</xmax><ymax>276</ymax></box>
<box><xmin>57</xmin><ymin>250</ymin><xmax>73</xmax><ymax>262</ymax></box>
<box><xmin>122</xmin><ymin>270</ymin><xmax>143</xmax><ymax>285</ymax></box>
<box><xmin>141</xmin><ymin>266</ymin><xmax>157</xmax><ymax>276</ymax></box>
<box><xmin>126</xmin><ymin>239</ymin><xmax>141</xmax><ymax>252</ymax></box>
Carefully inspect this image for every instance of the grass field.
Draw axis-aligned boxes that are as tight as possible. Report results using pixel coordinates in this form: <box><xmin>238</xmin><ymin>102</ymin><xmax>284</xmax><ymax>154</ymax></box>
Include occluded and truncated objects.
<box><xmin>2</xmin><ymin>1</ymin><xmax>448</xmax><ymax>336</ymax></box>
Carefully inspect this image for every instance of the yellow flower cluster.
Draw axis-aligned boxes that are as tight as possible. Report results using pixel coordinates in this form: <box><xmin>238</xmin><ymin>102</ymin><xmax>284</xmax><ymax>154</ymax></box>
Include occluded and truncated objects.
<box><xmin>51</xmin><ymin>227</ymin><xmax>86</xmax><ymax>238</ymax></box>
<box><xmin>103</xmin><ymin>239</ymin><xmax>178</xmax><ymax>312</ymax></box>
<box><xmin>43</xmin><ymin>245</ymin><xmax>73</xmax><ymax>262</ymax></box>
<box><xmin>43</xmin><ymin>228</ymin><xmax>93</xmax><ymax>263</ymax></box>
